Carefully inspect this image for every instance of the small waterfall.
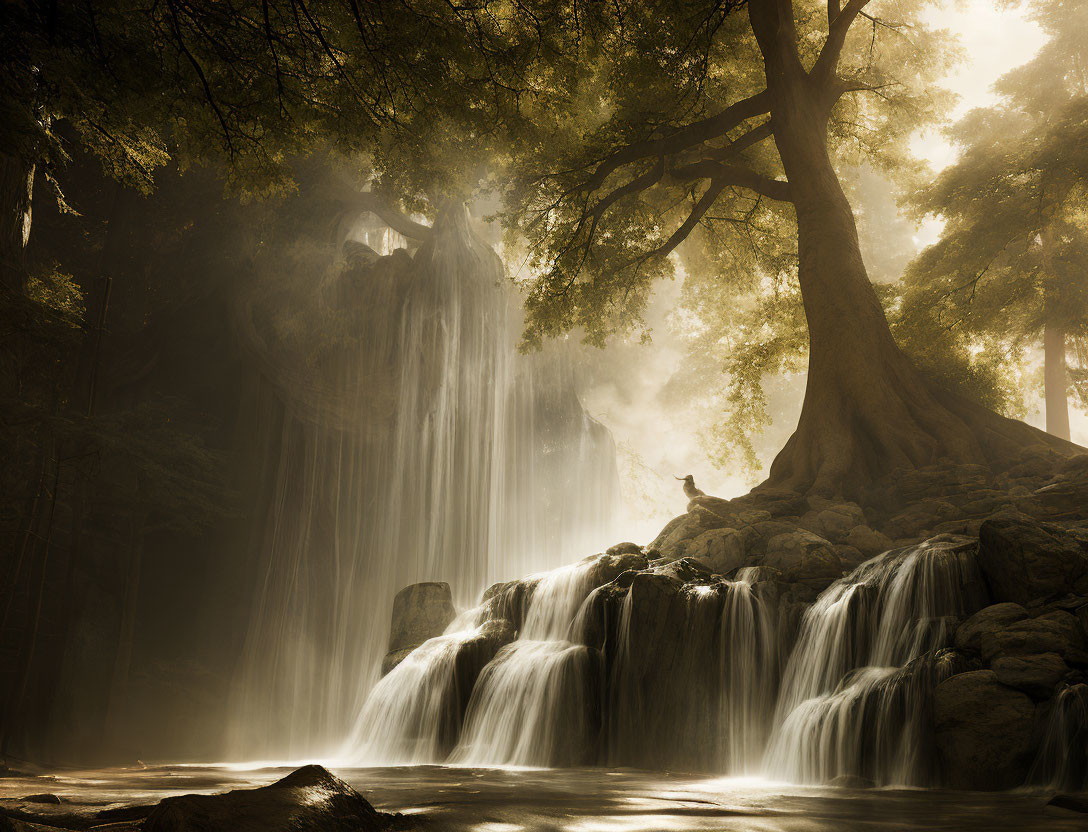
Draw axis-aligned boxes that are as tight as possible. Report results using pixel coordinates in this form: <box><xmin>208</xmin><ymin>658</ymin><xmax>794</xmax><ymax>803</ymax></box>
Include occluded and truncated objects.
<box><xmin>1028</xmin><ymin>683</ymin><xmax>1088</xmax><ymax>790</ymax></box>
<box><xmin>604</xmin><ymin>571</ymin><xmax>779</xmax><ymax>772</ymax></box>
<box><xmin>763</xmin><ymin>536</ymin><xmax>986</xmax><ymax>785</ymax></box>
<box><xmin>449</xmin><ymin>561</ymin><xmax>603</xmax><ymax>767</ymax></box>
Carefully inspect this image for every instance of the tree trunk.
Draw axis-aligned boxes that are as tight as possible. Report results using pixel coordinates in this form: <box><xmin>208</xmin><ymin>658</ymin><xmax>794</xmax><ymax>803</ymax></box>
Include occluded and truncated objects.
<box><xmin>0</xmin><ymin>151</ymin><xmax>35</xmax><ymax>296</ymax></box>
<box><xmin>752</xmin><ymin>26</ymin><xmax>1074</xmax><ymax>497</ymax></box>
<box><xmin>1044</xmin><ymin>318</ymin><xmax>1071</xmax><ymax>441</ymax></box>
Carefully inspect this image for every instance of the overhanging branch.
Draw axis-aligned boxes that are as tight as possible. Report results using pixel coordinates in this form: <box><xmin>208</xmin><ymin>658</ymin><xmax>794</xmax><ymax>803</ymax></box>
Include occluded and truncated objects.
<box><xmin>350</xmin><ymin>192</ymin><xmax>432</xmax><ymax>240</ymax></box>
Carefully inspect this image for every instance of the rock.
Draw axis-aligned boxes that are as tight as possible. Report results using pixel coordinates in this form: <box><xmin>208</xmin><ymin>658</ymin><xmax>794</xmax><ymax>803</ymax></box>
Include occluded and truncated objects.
<box><xmin>843</xmin><ymin>525</ymin><xmax>893</xmax><ymax>558</ymax></box>
<box><xmin>1032</xmin><ymin>456</ymin><xmax>1088</xmax><ymax>520</ymax></box>
<box><xmin>933</xmin><ymin>670</ymin><xmax>1036</xmax><ymax>790</ymax></box>
<box><xmin>143</xmin><ymin>764</ymin><xmax>385</xmax><ymax>831</ymax></box>
<box><xmin>808</xmin><ymin>503</ymin><xmax>866</xmax><ymax>543</ymax></box>
<box><xmin>954</xmin><ymin>603</ymin><xmax>1029</xmax><ymax>653</ymax></box>
<box><xmin>1049</xmin><ymin>793</ymin><xmax>1088</xmax><ymax>813</ymax></box>
<box><xmin>991</xmin><ymin>652</ymin><xmax>1068</xmax><ymax>698</ymax></box>
<box><xmin>387</xmin><ymin>582</ymin><xmax>456</xmax><ymax>654</ymax></box>
<box><xmin>762</xmin><ymin>530</ymin><xmax>842</xmax><ymax>583</ymax></box>
<box><xmin>379</xmin><ymin>647</ymin><xmax>416</xmax><ymax>676</ymax></box>
<box><xmin>683</xmin><ymin>527</ymin><xmax>746</xmax><ymax>575</ymax></box>
<box><xmin>18</xmin><ymin>794</ymin><xmax>61</xmax><ymax>804</ymax></box>
<box><xmin>981</xmin><ymin>610</ymin><xmax>1088</xmax><ymax>666</ymax></box>
<box><xmin>832</xmin><ymin>544</ymin><xmax>866</xmax><ymax>570</ymax></box>
<box><xmin>590</xmin><ymin>552</ymin><xmax>650</xmax><ymax>586</ymax></box>
<box><xmin>977</xmin><ymin>511</ymin><xmax>1088</xmax><ymax>604</ymax></box>
<box><xmin>827</xmin><ymin>774</ymin><xmax>875</xmax><ymax>789</ymax></box>
<box><xmin>649</xmin><ymin>509</ymin><xmax>730</xmax><ymax>558</ymax></box>
<box><xmin>606</xmin><ymin>542</ymin><xmax>643</xmax><ymax>556</ymax></box>
<box><xmin>883</xmin><ymin>499</ymin><xmax>959</xmax><ymax>539</ymax></box>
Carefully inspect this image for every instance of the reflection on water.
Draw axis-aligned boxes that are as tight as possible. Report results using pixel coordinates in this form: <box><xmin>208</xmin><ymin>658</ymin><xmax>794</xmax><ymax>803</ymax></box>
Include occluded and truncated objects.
<box><xmin>0</xmin><ymin>764</ymin><xmax>1081</xmax><ymax>831</ymax></box>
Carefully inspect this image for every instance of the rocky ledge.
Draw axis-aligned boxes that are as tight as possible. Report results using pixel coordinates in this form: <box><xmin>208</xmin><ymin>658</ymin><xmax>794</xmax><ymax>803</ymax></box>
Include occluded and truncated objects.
<box><xmin>383</xmin><ymin>447</ymin><xmax>1088</xmax><ymax>789</ymax></box>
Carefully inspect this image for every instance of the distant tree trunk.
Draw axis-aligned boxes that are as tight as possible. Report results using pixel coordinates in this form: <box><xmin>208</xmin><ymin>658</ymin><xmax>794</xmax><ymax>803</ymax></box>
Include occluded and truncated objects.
<box><xmin>0</xmin><ymin>151</ymin><xmax>35</xmax><ymax>296</ymax></box>
<box><xmin>1044</xmin><ymin>318</ymin><xmax>1071</xmax><ymax>441</ymax></box>
<box><xmin>748</xmin><ymin>0</ymin><xmax>1075</xmax><ymax>498</ymax></box>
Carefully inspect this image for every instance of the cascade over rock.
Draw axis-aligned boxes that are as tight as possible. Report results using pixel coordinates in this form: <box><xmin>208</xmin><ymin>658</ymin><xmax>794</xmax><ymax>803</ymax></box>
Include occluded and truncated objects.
<box><xmin>348</xmin><ymin>455</ymin><xmax>1088</xmax><ymax>791</ymax></box>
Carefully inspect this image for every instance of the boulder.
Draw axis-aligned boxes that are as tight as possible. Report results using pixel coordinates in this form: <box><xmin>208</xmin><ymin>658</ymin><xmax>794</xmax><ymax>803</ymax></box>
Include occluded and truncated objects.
<box><xmin>1050</xmin><ymin>793</ymin><xmax>1088</xmax><ymax>813</ymax></box>
<box><xmin>606</xmin><ymin>542</ymin><xmax>643</xmax><ymax>556</ymax></box>
<box><xmin>762</xmin><ymin>530</ymin><xmax>842</xmax><ymax>583</ymax></box>
<box><xmin>649</xmin><ymin>509</ymin><xmax>730</xmax><ymax>558</ymax></box>
<box><xmin>933</xmin><ymin>670</ymin><xmax>1036</xmax><ymax>790</ymax></box>
<box><xmin>683</xmin><ymin>527</ymin><xmax>746</xmax><ymax>575</ymax></box>
<box><xmin>843</xmin><ymin>525</ymin><xmax>893</xmax><ymax>558</ymax></box>
<box><xmin>143</xmin><ymin>764</ymin><xmax>385</xmax><ymax>832</ymax></box>
<box><xmin>991</xmin><ymin>652</ymin><xmax>1068</xmax><ymax>698</ymax></box>
<box><xmin>387</xmin><ymin>582</ymin><xmax>456</xmax><ymax>654</ymax></box>
<box><xmin>977</xmin><ymin>511</ymin><xmax>1088</xmax><ymax>604</ymax></box>
<box><xmin>798</xmin><ymin>503</ymin><xmax>866</xmax><ymax>543</ymax></box>
<box><xmin>981</xmin><ymin>610</ymin><xmax>1088</xmax><ymax>666</ymax></box>
<box><xmin>882</xmin><ymin>499</ymin><xmax>959</xmax><ymax>539</ymax></box>
<box><xmin>954</xmin><ymin>602</ymin><xmax>1029</xmax><ymax>653</ymax></box>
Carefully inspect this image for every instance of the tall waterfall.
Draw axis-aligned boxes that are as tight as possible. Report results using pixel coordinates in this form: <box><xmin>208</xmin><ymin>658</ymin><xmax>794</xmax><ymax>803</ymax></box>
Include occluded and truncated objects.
<box><xmin>226</xmin><ymin>205</ymin><xmax>621</xmax><ymax>760</ymax></box>
<box><xmin>346</xmin><ymin>535</ymin><xmax>996</xmax><ymax>784</ymax></box>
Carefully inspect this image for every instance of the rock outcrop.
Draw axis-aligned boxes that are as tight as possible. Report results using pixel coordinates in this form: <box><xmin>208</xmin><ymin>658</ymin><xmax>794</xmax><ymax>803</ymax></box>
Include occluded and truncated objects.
<box><xmin>143</xmin><ymin>765</ymin><xmax>387</xmax><ymax>832</ymax></box>
<box><xmin>382</xmin><ymin>582</ymin><xmax>457</xmax><ymax>674</ymax></box>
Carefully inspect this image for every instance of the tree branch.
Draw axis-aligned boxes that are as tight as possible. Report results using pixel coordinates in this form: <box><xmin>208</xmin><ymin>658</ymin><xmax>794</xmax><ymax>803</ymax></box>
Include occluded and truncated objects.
<box><xmin>811</xmin><ymin>0</ymin><xmax>872</xmax><ymax>87</ymax></box>
<box><xmin>581</xmin><ymin>90</ymin><xmax>771</xmax><ymax>194</ymax></box>
<box><xmin>669</xmin><ymin>159</ymin><xmax>793</xmax><ymax>202</ymax></box>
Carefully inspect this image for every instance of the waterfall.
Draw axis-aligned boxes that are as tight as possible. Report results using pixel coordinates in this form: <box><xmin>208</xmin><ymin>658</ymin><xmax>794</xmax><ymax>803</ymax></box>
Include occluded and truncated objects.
<box><xmin>763</xmin><ymin>536</ymin><xmax>986</xmax><ymax>785</ymax></box>
<box><xmin>225</xmin><ymin>205</ymin><xmax>621</xmax><ymax>760</ymax></box>
<box><xmin>1028</xmin><ymin>683</ymin><xmax>1088</xmax><ymax>790</ymax></box>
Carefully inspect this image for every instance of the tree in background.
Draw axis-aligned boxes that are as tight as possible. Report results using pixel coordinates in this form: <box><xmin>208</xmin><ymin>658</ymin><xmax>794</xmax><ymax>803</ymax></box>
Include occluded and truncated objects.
<box><xmin>901</xmin><ymin>0</ymin><xmax>1088</xmax><ymax>441</ymax></box>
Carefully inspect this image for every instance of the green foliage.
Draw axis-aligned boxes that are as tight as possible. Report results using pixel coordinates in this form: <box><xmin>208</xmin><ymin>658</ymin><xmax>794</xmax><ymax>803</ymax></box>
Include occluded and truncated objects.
<box><xmin>901</xmin><ymin>0</ymin><xmax>1088</xmax><ymax>411</ymax></box>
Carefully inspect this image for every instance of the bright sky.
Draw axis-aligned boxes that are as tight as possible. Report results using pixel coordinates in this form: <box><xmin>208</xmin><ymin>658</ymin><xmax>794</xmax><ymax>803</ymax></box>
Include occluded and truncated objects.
<box><xmin>911</xmin><ymin>0</ymin><xmax>1046</xmax><ymax>170</ymax></box>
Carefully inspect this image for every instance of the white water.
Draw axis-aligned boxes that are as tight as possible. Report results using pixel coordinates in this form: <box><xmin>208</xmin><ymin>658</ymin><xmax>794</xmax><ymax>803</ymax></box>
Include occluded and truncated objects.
<box><xmin>764</xmin><ymin>536</ymin><xmax>985</xmax><ymax>784</ymax></box>
<box><xmin>226</xmin><ymin>206</ymin><xmax>621</xmax><ymax>759</ymax></box>
<box><xmin>348</xmin><ymin>534</ymin><xmax>998</xmax><ymax>785</ymax></box>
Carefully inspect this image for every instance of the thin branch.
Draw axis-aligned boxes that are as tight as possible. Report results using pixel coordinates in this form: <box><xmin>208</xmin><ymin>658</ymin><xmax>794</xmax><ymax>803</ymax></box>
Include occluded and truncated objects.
<box><xmin>811</xmin><ymin>0</ymin><xmax>872</xmax><ymax>88</ymax></box>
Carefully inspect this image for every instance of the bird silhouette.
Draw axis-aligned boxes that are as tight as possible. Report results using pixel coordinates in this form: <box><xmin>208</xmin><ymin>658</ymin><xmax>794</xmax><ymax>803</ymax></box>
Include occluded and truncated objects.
<box><xmin>675</xmin><ymin>474</ymin><xmax>706</xmax><ymax>500</ymax></box>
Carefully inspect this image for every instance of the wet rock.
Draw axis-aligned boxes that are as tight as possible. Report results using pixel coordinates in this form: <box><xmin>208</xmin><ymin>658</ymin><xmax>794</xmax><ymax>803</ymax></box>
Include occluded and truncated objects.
<box><xmin>981</xmin><ymin>610</ymin><xmax>1088</xmax><ymax>666</ymax></box>
<box><xmin>143</xmin><ymin>764</ymin><xmax>385</xmax><ymax>831</ymax></box>
<box><xmin>590</xmin><ymin>552</ymin><xmax>649</xmax><ymax>586</ymax></box>
<box><xmin>16</xmin><ymin>794</ymin><xmax>61</xmax><ymax>805</ymax></box>
<box><xmin>1049</xmin><ymin>793</ymin><xmax>1088</xmax><ymax>813</ymax></box>
<box><xmin>380</xmin><ymin>647</ymin><xmax>416</xmax><ymax>676</ymax></box>
<box><xmin>977</xmin><ymin>511</ymin><xmax>1088</xmax><ymax>604</ymax></box>
<box><xmin>682</xmin><ymin>527</ymin><xmax>746</xmax><ymax>575</ymax></box>
<box><xmin>991</xmin><ymin>652</ymin><xmax>1068</xmax><ymax>698</ymax></box>
<box><xmin>831</xmin><ymin>544</ymin><xmax>866</xmax><ymax>570</ymax></box>
<box><xmin>762</xmin><ymin>530</ymin><xmax>842</xmax><ymax>583</ymax></box>
<box><xmin>387</xmin><ymin>582</ymin><xmax>456</xmax><ymax>653</ymax></box>
<box><xmin>933</xmin><ymin>670</ymin><xmax>1036</xmax><ymax>790</ymax></box>
<box><xmin>954</xmin><ymin>603</ymin><xmax>1029</xmax><ymax>653</ymax></box>
<box><xmin>843</xmin><ymin>525</ymin><xmax>893</xmax><ymax>558</ymax></box>
<box><xmin>606</xmin><ymin>542</ymin><xmax>643</xmax><ymax>556</ymax></box>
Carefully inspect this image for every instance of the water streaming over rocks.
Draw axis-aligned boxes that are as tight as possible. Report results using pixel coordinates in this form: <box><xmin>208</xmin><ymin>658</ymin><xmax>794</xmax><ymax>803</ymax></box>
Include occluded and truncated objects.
<box><xmin>227</xmin><ymin>205</ymin><xmax>621</xmax><ymax>759</ymax></box>
<box><xmin>347</xmin><ymin>534</ymin><xmax>1006</xmax><ymax>785</ymax></box>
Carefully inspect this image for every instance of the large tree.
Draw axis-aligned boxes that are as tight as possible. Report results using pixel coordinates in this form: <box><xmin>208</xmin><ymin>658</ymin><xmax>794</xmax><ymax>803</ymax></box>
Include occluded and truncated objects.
<box><xmin>902</xmin><ymin>0</ymin><xmax>1088</xmax><ymax>441</ymax></box>
<box><xmin>500</xmin><ymin>0</ymin><xmax>1077</xmax><ymax>497</ymax></box>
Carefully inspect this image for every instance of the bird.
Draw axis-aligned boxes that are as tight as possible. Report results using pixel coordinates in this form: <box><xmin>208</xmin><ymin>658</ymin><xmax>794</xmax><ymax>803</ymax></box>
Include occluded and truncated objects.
<box><xmin>676</xmin><ymin>474</ymin><xmax>706</xmax><ymax>500</ymax></box>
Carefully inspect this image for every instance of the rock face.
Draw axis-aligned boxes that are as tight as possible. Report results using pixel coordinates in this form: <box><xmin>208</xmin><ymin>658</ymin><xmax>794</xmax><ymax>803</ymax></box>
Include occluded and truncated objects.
<box><xmin>977</xmin><ymin>512</ymin><xmax>1088</xmax><ymax>604</ymax></box>
<box><xmin>980</xmin><ymin>611</ymin><xmax>1088</xmax><ymax>666</ymax></box>
<box><xmin>954</xmin><ymin>603</ymin><xmax>1029</xmax><ymax>653</ymax></box>
<box><xmin>143</xmin><ymin>764</ymin><xmax>385</xmax><ymax>832</ymax></box>
<box><xmin>933</xmin><ymin>670</ymin><xmax>1036</xmax><ymax>790</ymax></box>
<box><xmin>383</xmin><ymin>581</ymin><xmax>457</xmax><ymax>673</ymax></box>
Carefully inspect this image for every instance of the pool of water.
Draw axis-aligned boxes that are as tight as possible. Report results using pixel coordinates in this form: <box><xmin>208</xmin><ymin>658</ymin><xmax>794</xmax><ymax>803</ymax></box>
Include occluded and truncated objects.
<box><xmin>1</xmin><ymin>764</ymin><xmax>1083</xmax><ymax>831</ymax></box>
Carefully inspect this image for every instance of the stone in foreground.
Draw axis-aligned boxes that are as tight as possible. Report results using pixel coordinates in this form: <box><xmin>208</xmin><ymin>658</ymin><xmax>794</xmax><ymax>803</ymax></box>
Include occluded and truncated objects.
<box><xmin>143</xmin><ymin>765</ymin><xmax>387</xmax><ymax>832</ymax></box>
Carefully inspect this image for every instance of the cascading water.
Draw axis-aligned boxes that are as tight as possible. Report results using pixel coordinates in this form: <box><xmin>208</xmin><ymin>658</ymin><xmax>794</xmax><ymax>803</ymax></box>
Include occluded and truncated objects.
<box><xmin>763</xmin><ymin>535</ymin><xmax>987</xmax><ymax>785</ymax></box>
<box><xmin>226</xmin><ymin>204</ymin><xmax>621</xmax><ymax>760</ymax></box>
<box><xmin>346</xmin><ymin>534</ymin><xmax>993</xmax><ymax>785</ymax></box>
<box><xmin>1028</xmin><ymin>682</ymin><xmax>1088</xmax><ymax>790</ymax></box>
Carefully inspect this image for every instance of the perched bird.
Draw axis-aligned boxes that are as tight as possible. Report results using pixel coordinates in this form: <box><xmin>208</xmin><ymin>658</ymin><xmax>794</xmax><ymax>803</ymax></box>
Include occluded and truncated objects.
<box><xmin>676</xmin><ymin>474</ymin><xmax>706</xmax><ymax>500</ymax></box>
